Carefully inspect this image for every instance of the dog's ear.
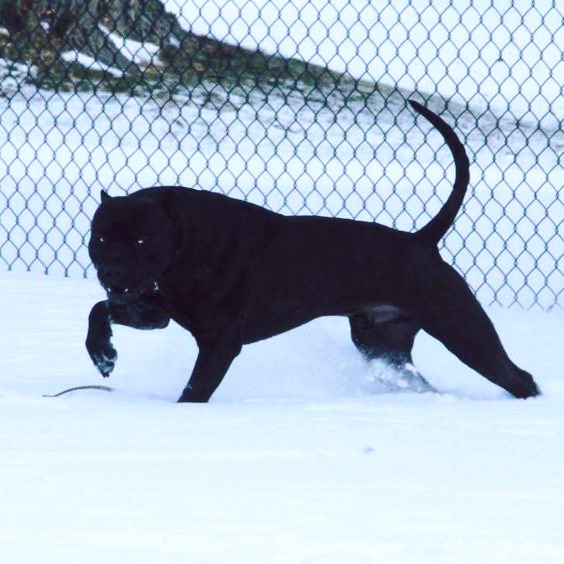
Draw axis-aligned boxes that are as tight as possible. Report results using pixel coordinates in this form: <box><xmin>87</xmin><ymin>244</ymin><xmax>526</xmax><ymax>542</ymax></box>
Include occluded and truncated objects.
<box><xmin>100</xmin><ymin>190</ymin><xmax>111</xmax><ymax>202</ymax></box>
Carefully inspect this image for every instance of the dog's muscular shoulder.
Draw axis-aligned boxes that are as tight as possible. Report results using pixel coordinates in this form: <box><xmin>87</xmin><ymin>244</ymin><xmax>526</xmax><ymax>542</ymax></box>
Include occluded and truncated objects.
<box><xmin>89</xmin><ymin>187</ymin><xmax>272</xmax><ymax>307</ymax></box>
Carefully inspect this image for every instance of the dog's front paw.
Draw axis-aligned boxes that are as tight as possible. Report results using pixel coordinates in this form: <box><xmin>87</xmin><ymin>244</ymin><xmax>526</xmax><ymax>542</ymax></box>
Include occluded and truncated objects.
<box><xmin>86</xmin><ymin>338</ymin><xmax>117</xmax><ymax>377</ymax></box>
<box><xmin>95</xmin><ymin>345</ymin><xmax>117</xmax><ymax>377</ymax></box>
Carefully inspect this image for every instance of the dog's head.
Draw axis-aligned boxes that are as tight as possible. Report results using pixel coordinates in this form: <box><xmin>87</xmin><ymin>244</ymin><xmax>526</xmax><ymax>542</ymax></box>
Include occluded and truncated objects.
<box><xmin>89</xmin><ymin>190</ymin><xmax>178</xmax><ymax>300</ymax></box>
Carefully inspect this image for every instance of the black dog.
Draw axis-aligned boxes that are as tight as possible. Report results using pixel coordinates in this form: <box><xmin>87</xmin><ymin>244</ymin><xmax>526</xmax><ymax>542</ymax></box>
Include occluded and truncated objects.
<box><xmin>86</xmin><ymin>101</ymin><xmax>539</xmax><ymax>402</ymax></box>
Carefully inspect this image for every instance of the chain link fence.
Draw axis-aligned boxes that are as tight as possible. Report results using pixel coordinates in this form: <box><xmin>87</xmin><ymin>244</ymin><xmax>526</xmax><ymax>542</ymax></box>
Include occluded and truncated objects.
<box><xmin>0</xmin><ymin>0</ymin><xmax>562</xmax><ymax>308</ymax></box>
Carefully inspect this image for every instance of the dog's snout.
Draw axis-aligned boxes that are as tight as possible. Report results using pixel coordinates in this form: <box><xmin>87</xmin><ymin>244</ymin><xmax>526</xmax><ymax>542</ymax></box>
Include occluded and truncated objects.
<box><xmin>98</xmin><ymin>264</ymin><xmax>128</xmax><ymax>291</ymax></box>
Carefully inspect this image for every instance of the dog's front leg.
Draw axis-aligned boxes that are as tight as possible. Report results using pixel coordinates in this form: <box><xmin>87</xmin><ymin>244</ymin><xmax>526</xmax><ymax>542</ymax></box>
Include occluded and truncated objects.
<box><xmin>86</xmin><ymin>294</ymin><xmax>171</xmax><ymax>377</ymax></box>
<box><xmin>177</xmin><ymin>339</ymin><xmax>242</xmax><ymax>403</ymax></box>
<box><xmin>86</xmin><ymin>300</ymin><xmax>116</xmax><ymax>377</ymax></box>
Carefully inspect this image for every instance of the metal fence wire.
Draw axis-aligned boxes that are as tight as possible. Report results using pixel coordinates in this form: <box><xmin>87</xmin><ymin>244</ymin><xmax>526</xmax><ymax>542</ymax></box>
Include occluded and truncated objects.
<box><xmin>0</xmin><ymin>0</ymin><xmax>562</xmax><ymax>308</ymax></box>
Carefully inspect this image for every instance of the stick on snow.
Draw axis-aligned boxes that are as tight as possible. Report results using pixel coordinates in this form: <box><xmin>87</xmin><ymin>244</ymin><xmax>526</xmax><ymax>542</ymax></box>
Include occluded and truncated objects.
<box><xmin>43</xmin><ymin>385</ymin><xmax>113</xmax><ymax>397</ymax></box>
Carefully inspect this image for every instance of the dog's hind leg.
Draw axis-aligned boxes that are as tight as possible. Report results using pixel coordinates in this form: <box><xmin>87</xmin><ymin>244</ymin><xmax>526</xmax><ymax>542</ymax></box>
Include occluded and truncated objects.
<box><xmin>349</xmin><ymin>307</ymin><xmax>434</xmax><ymax>392</ymax></box>
<box><xmin>412</xmin><ymin>263</ymin><xmax>540</xmax><ymax>399</ymax></box>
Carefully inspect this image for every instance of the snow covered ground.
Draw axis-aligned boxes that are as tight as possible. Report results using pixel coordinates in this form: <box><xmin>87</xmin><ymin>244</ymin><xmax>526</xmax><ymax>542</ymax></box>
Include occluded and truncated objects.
<box><xmin>0</xmin><ymin>272</ymin><xmax>563</xmax><ymax>563</ymax></box>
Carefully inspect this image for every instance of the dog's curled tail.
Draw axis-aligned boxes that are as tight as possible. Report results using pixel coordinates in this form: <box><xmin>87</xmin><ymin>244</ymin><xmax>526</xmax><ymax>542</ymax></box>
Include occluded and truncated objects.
<box><xmin>409</xmin><ymin>100</ymin><xmax>470</xmax><ymax>245</ymax></box>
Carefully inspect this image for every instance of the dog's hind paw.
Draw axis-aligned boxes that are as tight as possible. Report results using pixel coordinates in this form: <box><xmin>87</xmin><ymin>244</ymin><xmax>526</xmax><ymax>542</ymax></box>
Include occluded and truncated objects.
<box><xmin>511</xmin><ymin>370</ymin><xmax>541</xmax><ymax>399</ymax></box>
<box><xmin>364</xmin><ymin>360</ymin><xmax>436</xmax><ymax>394</ymax></box>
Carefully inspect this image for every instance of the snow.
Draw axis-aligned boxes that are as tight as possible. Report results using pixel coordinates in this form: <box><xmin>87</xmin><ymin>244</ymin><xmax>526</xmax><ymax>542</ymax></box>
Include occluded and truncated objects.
<box><xmin>1</xmin><ymin>272</ymin><xmax>563</xmax><ymax>563</ymax></box>
<box><xmin>101</xmin><ymin>25</ymin><xmax>161</xmax><ymax>68</ymax></box>
<box><xmin>59</xmin><ymin>26</ymin><xmax>161</xmax><ymax>78</ymax></box>
<box><xmin>61</xmin><ymin>51</ymin><xmax>125</xmax><ymax>77</ymax></box>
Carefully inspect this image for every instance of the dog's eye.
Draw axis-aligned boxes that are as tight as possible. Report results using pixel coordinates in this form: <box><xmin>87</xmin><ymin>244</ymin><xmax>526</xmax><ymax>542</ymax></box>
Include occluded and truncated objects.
<box><xmin>136</xmin><ymin>237</ymin><xmax>146</xmax><ymax>245</ymax></box>
<box><xmin>98</xmin><ymin>236</ymin><xmax>105</xmax><ymax>243</ymax></box>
